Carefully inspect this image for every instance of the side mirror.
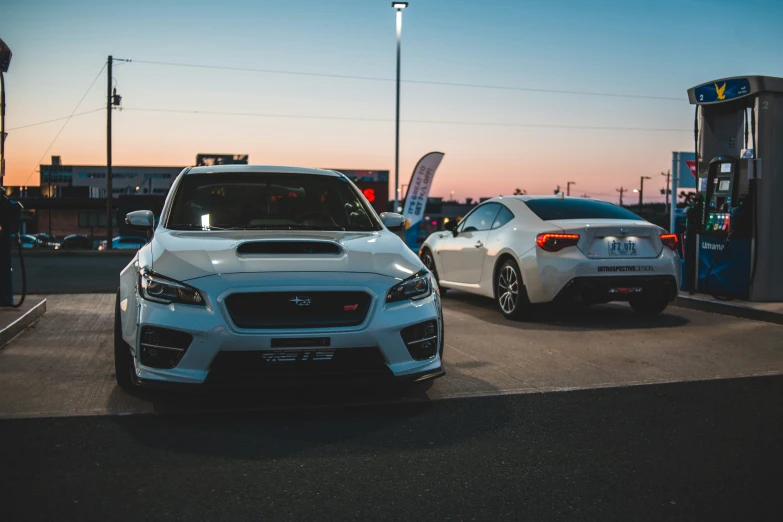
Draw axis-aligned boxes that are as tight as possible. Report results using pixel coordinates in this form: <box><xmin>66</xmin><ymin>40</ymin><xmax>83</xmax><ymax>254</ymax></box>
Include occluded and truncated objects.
<box><xmin>380</xmin><ymin>212</ymin><xmax>406</xmax><ymax>232</ymax></box>
<box><xmin>445</xmin><ymin>220</ymin><xmax>458</xmax><ymax>234</ymax></box>
<box><xmin>126</xmin><ymin>210</ymin><xmax>154</xmax><ymax>230</ymax></box>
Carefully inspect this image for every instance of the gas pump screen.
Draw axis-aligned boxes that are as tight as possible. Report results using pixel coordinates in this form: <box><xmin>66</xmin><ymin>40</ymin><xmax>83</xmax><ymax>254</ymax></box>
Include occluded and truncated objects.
<box><xmin>719</xmin><ymin>180</ymin><xmax>731</xmax><ymax>192</ymax></box>
<box><xmin>720</xmin><ymin>163</ymin><xmax>732</xmax><ymax>173</ymax></box>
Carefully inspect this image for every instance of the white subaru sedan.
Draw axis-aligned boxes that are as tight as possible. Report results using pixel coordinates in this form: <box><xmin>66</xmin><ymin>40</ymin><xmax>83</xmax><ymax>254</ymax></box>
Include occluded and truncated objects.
<box><xmin>115</xmin><ymin>166</ymin><xmax>444</xmax><ymax>391</ymax></box>
<box><xmin>420</xmin><ymin>195</ymin><xmax>680</xmax><ymax>320</ymax></box>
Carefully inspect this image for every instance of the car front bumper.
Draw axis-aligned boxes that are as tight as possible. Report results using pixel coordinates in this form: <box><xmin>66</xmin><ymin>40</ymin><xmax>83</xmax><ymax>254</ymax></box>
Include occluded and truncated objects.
<box><xmin>125</xmin><ymin>272</ymin><xmax>444</xmax><ymax>387</ymax></box>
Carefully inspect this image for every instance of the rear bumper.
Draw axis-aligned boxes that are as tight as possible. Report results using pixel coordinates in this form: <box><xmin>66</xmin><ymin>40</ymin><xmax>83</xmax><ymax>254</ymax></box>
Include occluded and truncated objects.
<box><xmin>553</xmin><ymin>275</ymin><xmax>678</xmax><ymax>304</ymax></box>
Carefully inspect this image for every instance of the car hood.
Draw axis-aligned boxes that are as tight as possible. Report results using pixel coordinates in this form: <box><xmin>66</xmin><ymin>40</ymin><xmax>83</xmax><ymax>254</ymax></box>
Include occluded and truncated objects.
<box><xmin>146</xmin><ymin>229</ymin><xmax>422</xmax><ymax>282</ymax></box>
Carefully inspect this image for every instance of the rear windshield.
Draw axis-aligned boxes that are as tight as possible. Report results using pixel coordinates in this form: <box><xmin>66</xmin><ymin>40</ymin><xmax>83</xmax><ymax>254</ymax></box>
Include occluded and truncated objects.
<box><xmin>524</xmin><ymin>198</ymin><xmax>643</xmax><ymax>221</ymax></box>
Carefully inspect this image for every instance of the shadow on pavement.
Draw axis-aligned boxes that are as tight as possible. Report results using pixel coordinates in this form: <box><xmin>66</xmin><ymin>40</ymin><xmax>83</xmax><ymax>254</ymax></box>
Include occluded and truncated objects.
<box><xmin>110</xmin><ymin>381</ymin><xmax>513</xmax><ymax>461</ymax></box>
<box><xmin>444</xmin><ymin>291</ymin><xmax>690</xmax><ymax>331</ymax></box>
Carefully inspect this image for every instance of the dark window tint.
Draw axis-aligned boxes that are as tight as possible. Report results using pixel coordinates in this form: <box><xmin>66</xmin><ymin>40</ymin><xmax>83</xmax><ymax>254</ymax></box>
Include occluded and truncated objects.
<box><xmin>525</xmin><ymin>198</ymin><xmax>643</xmax><ymax>221</ymax></box>
<box><xmin>460</xmin><ymin>203</ymin><xmax>500</xmax><ymax>232</ymax></box>
<box><xmin>167</xmin><ymin>172</ymin><xmax>380</xmax><ymax>231</ymax></box>
<box><xmin>492</xmin><ymin>206</ymin><xmax>514</xmax><ymax>229</ymax></box>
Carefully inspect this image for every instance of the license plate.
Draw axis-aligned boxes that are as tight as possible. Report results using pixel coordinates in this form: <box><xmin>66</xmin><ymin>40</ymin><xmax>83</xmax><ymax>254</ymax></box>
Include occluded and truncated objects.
<box><xmin>271</xmin><ymin>337</ymin><xmax>330</xmax><ymax>348</ymax></box>
<box><xmin>608</xmin><ymin>239</ymin><xmax>637</xmax><ymax>256</ymax></box>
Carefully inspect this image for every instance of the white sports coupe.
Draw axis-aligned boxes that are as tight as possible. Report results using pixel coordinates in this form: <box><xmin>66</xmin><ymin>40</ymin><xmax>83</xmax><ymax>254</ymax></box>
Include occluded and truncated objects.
<box><xmin>420</xmin><ymin>195</ymin><xmax>680</xmax><ymax>319</ymax></box>
<box><xmin>114</xmin><ymin>166</ymin><xmax>444</xmax><ymax>391</ymax></box>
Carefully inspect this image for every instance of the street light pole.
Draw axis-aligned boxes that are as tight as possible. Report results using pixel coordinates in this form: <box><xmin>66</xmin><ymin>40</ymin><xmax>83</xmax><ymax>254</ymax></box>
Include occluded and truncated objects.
<box><xmin>638</xmin><ymin>175</ymin><xmax>652</xmax><ymax>207</ymax></box>
<box><xmin>567</xmin><ymin>181</ymin><xmax>576</xmax><ymax>196</ymax></box>
<box><xmin>392</xmin><ymin>2</ymin><xmax>408</xmax><ymax>213</ymax></box>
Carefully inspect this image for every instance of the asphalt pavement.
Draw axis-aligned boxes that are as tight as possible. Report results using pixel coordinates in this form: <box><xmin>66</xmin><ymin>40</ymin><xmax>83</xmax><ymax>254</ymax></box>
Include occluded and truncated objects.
<box><xmin>2</xmin><ymin>376</ymin><xmax>782</xmax><ymax>521</ymax></box>
<box><xmin>11</xmin><ymin>252</ymin><xmax>133</xmax><ymax>294</ymax></box>
<box><xmin>2</xmin><ymin>256</ymin><xmax>782</xmax><ymax>520</ymax></box>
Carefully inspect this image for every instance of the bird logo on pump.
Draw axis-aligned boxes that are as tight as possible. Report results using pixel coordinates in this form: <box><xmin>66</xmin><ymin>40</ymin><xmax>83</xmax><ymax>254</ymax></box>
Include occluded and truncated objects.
<box><xmin>714</xmin><ymin>82</ymin><xmax>727</xmax><ymax>100</ymax></box>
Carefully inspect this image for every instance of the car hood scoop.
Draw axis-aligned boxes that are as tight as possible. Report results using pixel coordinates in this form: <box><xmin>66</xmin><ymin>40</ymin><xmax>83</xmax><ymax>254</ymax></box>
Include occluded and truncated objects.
<box><xmin>236</xmin><ymin>240</ymin><xmax>342</xmax><ymax>256</ymax></box>
<box><xmin>147</xmin><ymin>230</ymin><xmax>420</xmax><ymax>281</ymax></box>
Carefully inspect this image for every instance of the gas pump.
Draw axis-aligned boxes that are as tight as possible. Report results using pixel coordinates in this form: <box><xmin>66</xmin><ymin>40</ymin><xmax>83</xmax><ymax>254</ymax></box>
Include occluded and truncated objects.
<box><xmin>687</xmin><ymin>76</ymin><xmax>783</xmax><ymax>301</ymax></box>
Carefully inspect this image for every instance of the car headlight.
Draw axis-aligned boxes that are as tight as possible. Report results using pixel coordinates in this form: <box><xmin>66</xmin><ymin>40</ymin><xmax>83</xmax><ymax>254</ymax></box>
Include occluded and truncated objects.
<box><xmin>139</xmin><ymin>269</ymin><xmax>205</xmax><ymax>305</ymax></box>
<box><xmin>386</xmin><ymin>269</ymin><xmax>432</xmax><ymax>303</ymax></box>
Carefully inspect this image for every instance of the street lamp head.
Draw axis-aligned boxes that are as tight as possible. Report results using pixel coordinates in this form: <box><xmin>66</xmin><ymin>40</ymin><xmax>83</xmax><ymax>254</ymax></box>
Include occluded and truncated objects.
<box><xmin>0</xmin><ymin>37</ymin><xmax>11</xmax><ymax>74</ymax></box>
<box><xmin>642</xmin><ymin>176</ymin><xmax>652</xmax><ymax>180</ymax></box>
<box><xmin>633</xmin><ymin>189</ymin><xmax>640</xmax><ymax>193</ymax></box>
<box><xmin>392</xmin><ymin>2</ymin><xmax>408</xmax><ymax>9</ymax></box>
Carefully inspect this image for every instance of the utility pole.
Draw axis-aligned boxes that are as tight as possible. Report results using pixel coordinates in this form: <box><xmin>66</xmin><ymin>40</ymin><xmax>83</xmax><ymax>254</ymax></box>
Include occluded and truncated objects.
<box><xmin>106</xmin><ymin>55</ymin><xmax>113</xmax><ymax>249</ymax></box>
<box><xmin>661</xmin><ymin>170</ymin><xmax>671</xmax><ymax>215</ymax></box>
<box><xmin>105</xmin><ymin>56</ymin><xmax>125</xmax><ymax>248</ymax></box>
<box><xmin>616</xmin><ymin>187</ymin><xmax>626</xmax><ymax>206</ymax></box>
<box><xmin>567</xmin><ymin>181</ymin><xmax>576</xmax><ymax>196</ymax></box>
<box><xmin>48</xmin><ymin>169</ymin><xmax>52</xmax><ymax>236</ymax></box>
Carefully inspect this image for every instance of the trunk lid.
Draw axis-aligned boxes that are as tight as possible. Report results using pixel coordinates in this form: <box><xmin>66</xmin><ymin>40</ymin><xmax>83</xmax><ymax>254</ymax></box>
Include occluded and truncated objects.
<box><xmin>546</xmin><ymin>219</ymin><xmax>663</xmax><ymax>259</ymax></box>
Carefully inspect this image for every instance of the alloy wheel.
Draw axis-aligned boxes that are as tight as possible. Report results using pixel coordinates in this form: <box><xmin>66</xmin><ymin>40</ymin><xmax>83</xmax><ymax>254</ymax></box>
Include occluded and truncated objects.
<box><xmin>498</xmin><ymin>265</ymin><xmax>519</xmax><ymax>314</ymax></box>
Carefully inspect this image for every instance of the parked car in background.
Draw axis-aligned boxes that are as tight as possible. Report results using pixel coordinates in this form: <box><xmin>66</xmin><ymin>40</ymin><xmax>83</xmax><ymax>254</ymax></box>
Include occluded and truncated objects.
<box><xmin>60</xmin><ymin>234</ymin><xmax>93</xmax><ymax>250</ymax></box>
<box><xmin>34</xmin><ymin>233</ymin><xmax>61</xmax><ymax>249</ymax></box>
<box><xmin>420</xmin><ymin>196</ymin><xmax>680</xmax><ymax>319</ymax></box>
<box><xmin>98</xmin><ymin>236</ymin><xmax>148</xmax><ymax>251</ymax></box>
<box><xmin>10</xmin><ymin>234</ymin><xmax>43</xmax><ymax>249</ymax></box>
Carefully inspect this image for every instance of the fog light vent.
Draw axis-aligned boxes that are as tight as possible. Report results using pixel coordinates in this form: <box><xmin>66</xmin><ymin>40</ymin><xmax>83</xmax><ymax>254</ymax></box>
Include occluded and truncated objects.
<box><xmin>139</xmin><ymin>326</ymin><xmax>193</xmax><ymax>369</ymax></box>
<box><xmin>401</xmin><ymin>320</ymin><xmax>438</xmax><ymax>361</ymax></box>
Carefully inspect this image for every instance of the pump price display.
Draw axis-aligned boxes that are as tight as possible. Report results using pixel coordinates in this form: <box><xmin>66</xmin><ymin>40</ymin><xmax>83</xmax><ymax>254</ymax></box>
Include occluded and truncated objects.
<box><xmin>609</xmin><ymin>239</ymin><xmax>637</xmax><ymax>256</ymax></box>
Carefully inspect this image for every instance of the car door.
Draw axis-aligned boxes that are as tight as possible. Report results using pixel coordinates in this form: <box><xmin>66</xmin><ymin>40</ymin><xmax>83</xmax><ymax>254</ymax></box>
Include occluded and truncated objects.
<box><xmin>439</xmin><ymin>203</ymin><xmax>501</xmax><ymax>284</ymax></box>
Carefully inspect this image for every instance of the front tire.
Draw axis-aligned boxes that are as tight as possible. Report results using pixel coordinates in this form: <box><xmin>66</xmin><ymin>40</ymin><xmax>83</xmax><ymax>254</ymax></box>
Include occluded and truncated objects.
<box><xmin>421</xmin><ymin>248</ymin><xmax>447</xmax><ymax>296</ymax></box>
<box><xmin>629</xmin><ymin>289</ymin><xmax>670</xmax><ymax>316</ymax></box>
<box><xmin>114</xmin><ymin>290</ymin><xmax>136</xmax><ymax>392</ymax></box>
<box><xmin>496</xmin><ymin>259</ymin><xmax>531</xmax><ymax>321</ymax></box>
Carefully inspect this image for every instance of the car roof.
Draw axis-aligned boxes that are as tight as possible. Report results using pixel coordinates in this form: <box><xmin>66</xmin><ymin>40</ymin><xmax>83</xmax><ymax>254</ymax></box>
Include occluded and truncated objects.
<box><xmin>183</xmin><ymin>165</ymin><xmax>343</xmax><ymax>177</ymax></box>
<box><xmin>479</xmin><ymin>195</ymin><xmax>617</xmax><ymax>204</ymax></box>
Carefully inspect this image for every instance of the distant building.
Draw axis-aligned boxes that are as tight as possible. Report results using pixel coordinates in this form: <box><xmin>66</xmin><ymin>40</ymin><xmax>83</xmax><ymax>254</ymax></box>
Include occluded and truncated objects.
<box><xmin>40</xmin><ymin>156</ymin><xmax>184</xmax><ymax>198</ymax></box>
<box><xmin>329</xmin><ymin>170</ymin><xmax>389</xmax><ymax>215</ymax></box>
<box><xmin>10</xmin><ymin>157</ymin><xmax>392</xmax><ymax>242</ymax></box>
<box><xmin>195</xmin><ymin>154</ymin><xmax>249</xmax><ymax>166</ymax></box>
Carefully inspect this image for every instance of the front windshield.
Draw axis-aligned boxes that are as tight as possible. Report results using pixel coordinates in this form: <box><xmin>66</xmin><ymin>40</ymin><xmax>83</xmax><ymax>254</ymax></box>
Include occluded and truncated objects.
<box><xmin>166</xmin><ymin>172</ymin><xmax>380</xmax><ymax>231</ymax></box>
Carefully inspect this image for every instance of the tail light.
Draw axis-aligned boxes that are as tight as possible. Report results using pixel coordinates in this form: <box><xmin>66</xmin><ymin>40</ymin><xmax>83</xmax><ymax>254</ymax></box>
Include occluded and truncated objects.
<box><xmin>536</xmin><ymin>233</ymin><xmax>580</xmax><ymax>252</ymax></box>
<box><xmin>660</xmin><ymin>234</ymin><xmax>679</xmax><ymax>251</ymax></box>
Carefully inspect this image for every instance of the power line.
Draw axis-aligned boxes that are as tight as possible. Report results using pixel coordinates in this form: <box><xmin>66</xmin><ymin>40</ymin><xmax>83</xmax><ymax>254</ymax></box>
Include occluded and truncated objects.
<box><xmin>7</xmin><ymin>108</ymin><xmax>104</xmax><ymax>131</ymax></box>
<box><xmin>129</xmin><ymin>59</ymin><xmax>683</xmax><ymax>102</ymax></box>
<box><xmin>122</xmin><ymin>107</ymin><xmax>691</xmax><ymax>132</ymax></box>
<box><xmin>21</xmin><ymin>62</ymin><xmax>107</xmax><ymax>186</ymax></box>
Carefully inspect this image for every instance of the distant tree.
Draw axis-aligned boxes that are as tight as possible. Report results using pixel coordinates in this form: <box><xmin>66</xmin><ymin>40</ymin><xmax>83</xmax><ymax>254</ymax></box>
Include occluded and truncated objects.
<box><xmin>513</xmin><ymin>188</ymin><xmax>527</xmax><ymax>195</ymax></box>
<box><xmin>465</xmin><ymin>197</ymin><xmax>474</xmax><ymax>205</ymax></box>
<box><xmin>678</xmin><ymin>191</ymin><xmax>697</xmax><ymax>207</ymax></box>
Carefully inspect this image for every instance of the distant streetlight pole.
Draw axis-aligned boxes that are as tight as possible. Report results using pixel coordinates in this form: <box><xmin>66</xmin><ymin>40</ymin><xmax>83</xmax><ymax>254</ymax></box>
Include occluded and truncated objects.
<box><xmin>392</xmin><ymin>2</ymin><xmax>408</xmax><ymax>213</ymax></box>
<box><xmin>566</xmin><ymin>181</ymin><xmax>576</xmax><ymax>196</ymax></box>
<box><xmin>634</xmin><ymin>176</ymin><xmax>652</xmax><ymax>206</ymax></box>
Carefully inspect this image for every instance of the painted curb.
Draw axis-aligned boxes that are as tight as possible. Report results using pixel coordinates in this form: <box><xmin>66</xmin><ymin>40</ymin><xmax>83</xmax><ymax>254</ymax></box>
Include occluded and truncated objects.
<box><xmin>0</xmin><ymin>299</ymin><xmax>47</xmax><ymax>348</ymax></box>
<box><xmin>674</xmin><ymin>295</ymin><xmax>783</xmax><ymax>326</ymax></box>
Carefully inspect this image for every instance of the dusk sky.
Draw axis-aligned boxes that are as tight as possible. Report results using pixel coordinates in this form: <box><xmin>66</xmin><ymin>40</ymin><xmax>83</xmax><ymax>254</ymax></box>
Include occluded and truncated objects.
<box><xmin>2</xmin><ymin>0</ymin><xmax>782</xmax><ymax>203</ymax></box>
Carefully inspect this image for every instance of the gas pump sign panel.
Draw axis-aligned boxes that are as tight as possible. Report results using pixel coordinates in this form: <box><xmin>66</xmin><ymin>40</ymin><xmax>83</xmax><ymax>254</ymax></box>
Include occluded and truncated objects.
<box><xmin>694</xmin><ymin>78</ymin><xmax>752</xmax><ymax>104</ymax></box>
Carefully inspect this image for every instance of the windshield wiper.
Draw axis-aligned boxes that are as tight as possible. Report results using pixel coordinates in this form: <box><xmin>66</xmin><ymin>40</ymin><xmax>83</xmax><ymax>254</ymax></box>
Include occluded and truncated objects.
<box><xmin>167</xmin><ymin>224</ymin><xmax>228</xmax><ymax>230</ymax></box>
<box><xmin>226</xmin><ymin>225</ymin><xmax>347</xmax><ymax>231</ymax></box>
